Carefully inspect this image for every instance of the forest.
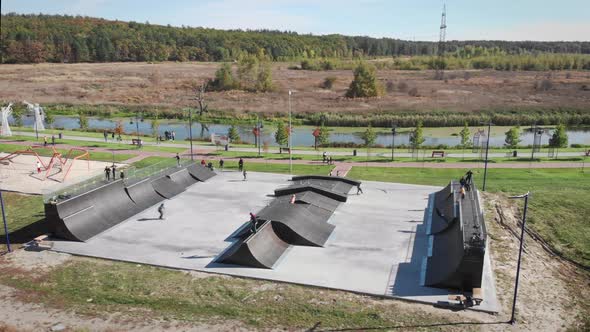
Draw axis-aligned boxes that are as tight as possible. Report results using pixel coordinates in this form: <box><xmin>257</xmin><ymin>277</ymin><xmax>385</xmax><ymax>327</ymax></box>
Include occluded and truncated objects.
<box><xmin>2</xmin><ymin>13</ymin><xmax>590</xmax><ymax>64</ymax></box>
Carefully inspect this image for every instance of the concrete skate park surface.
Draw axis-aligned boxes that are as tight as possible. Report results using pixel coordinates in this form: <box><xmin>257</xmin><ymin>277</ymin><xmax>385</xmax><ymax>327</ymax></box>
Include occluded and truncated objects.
<box><xmin>51</xmin><ymin>171</ymin><xmax>499</xmax><ymax>313</ymax></box>
<box><xmin>0</xmin><ymin>153</ymin><xmax>123</xmax><ymax>194</ymax></box>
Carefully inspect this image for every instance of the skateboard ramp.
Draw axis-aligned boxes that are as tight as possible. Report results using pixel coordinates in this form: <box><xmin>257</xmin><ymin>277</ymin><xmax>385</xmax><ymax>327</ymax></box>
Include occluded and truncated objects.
<box><xmin>217</xmin><ymin>221</ymin><xmax>289</xmax><ymax>269</ymax></box>
<box><xmin>291</xmin><ymin>175</ymin><xmax>359</xmax><ymax>195</ymax></box>
<box><xmin>430</xmin><ymin>181</ymin><xmax>460</xmax><ymax>235</ymax></box>
<box><xmin>151</xmin><ymin>176</ymin><xmax>186</xmax><ymax>199</ymax></box>
<box><xmin>424</xmin><ymin>181</ymin><xmax>486</xmax><ymax>290</ymax></box>
<box><xmin>275</xmin><ymin>184</ymin><xmax>348</xmax><ymax>202</ymax></box>
<box><xmin>186</xmin><ymin>164</ymin><xmax>216</xmax><ymax>181</ymax></box>
<box><xmin>168</xmin><ymin>168</ymin><xmax>198</xmax><ymax>188</ymax></box>
<box><xmin>258</xmin><ymin>201</ymin><xmax>335</xmax><ymax>247</ymax></box>
<box><xmin>125</xmin><ymin>178</ymin><xmax>164</xmax><ymax>211</ymax></box>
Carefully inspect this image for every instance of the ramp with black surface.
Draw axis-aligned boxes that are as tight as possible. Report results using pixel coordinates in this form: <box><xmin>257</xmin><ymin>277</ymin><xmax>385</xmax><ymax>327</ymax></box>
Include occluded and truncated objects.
<box><xmin>275</xmin><ymin>184</ymin><xmax>349</xmax><ymax>202</ymax></box>
<box><xmin>45</xmin><ymin>180</ymin><xmax>138</xmax><ymax>241</ymax></box>
<box><xmin>424</xmin><ymin>181</ymin><xmax>486</xmax><ymax>290</ymax></box>
<box><xmin>216</xmin><ymin>221</ymin><xmax>289</xmax><ymax>269</ymax></box>
<box><xmin>186</xmin><ymin>164</ymin><xmax>216</xmax><ymax>181</ymax></box>
<box><xmin>168</xmin><ymin>168</ymin><xmax>198</xmax><ymax>188</ymax></box>
<box><xmin>125</xmin><ymin>178</ymin><xmax>164</xmax><ymax>211</ymax></box>
<box><xmin>258</xmin><ymin>200</ymin><xmax>335</xmax><ymax>247</ymax></box>
<box><xmin>429</xmin><ymin>181</ymin><xmax>460</xmax><ymax>235</ymax></box>
<box><xmin>151</xmin><ymin>176</ymin><xmax>186</xmax><ymax>199</ymax></box>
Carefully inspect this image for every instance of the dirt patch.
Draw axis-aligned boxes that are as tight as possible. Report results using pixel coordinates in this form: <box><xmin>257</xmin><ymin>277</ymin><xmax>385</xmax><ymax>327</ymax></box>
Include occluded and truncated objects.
<box><xmin>1</xmin><ymin>62</ymin><xmax>588</xmax><ymax>115</ymax></box>
<box><xmin>2</xmin><ymin>249</ymin><xmax>71</xmax><ymax>272</ymax></box>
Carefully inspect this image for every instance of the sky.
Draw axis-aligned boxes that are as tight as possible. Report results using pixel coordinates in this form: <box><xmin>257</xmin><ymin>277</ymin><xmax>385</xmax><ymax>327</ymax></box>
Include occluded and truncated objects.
<box><xmin>2</xmin><ymin>0</ymin><xmax>589</xmax><ymax>41</ymax></box>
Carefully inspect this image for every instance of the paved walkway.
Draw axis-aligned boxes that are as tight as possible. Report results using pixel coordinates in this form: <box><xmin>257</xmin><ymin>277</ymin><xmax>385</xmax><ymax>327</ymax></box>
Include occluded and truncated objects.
<box><xmin>10</xmin><ymin>131</ymin><xmax>587</xmax><ymax>158</ymax></box>
<box><xmin>1</xmin><ymin>138</ymin><xmax>586</xmax><ymax>169</ymax></box>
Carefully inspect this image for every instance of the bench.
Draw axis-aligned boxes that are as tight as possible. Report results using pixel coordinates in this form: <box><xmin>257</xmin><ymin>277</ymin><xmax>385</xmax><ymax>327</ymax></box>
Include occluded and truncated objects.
<box><xmin>431</xmin><ymin>150</ymin><xmax>445</xmax><ymax>158</ymax></box>
<box><xmin>279</xmin><ymin>147</ymin><xmax>291</xmax><ymax>154</ymax></box>
<box><xmin>131</xmin><ymin>138</ymin><xmax>143</xmax><ymax>146</ymax></box>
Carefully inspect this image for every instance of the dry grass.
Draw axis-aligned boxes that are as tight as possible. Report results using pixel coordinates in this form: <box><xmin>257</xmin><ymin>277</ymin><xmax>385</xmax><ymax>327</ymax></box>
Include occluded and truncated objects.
<box><xmin>1</xmin><ymin>62</ymin><xmax>589</xmax><ymax>116</ymax></box>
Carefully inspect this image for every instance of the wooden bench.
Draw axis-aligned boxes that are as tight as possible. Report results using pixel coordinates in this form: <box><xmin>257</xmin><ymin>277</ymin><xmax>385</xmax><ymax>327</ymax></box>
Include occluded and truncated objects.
<box><xmin>431</xmin><ymin>150</ymin><xmax>445</xmax><ymax>158</ymax></box>
<box><xmin>279</xmin><ymin>147</ymin><xmax>291</xmax><ymax>154</ymax></box>
<box><xmin>131</xmin><ymin>138</ymin><xmax>143</xmax><ymax>146</ymax></box>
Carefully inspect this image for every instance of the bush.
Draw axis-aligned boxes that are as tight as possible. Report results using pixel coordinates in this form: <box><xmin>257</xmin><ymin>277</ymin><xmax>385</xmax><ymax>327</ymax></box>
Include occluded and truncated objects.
<box><xmin>321</xmin><ymin>77</ymin><xmax>337</xmax><ymax>89</ymax></box>
<box><xmin>398</xmin><ymin>81</ymin><xmax>408</xmax><ymax>92</ymax></box>
<box><xmin>345</xmin><ymin>62</ymin><xmax>381</xmax><ymax>98</ymax></box>
<box><xmin>408</xmin><ymin>87</ymin><xmax>419</xmax><ymax>97</ymax></box>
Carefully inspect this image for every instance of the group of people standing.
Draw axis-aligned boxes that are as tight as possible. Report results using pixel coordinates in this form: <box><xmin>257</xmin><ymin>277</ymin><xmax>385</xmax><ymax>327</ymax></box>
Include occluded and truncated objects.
<box><xmin>162</xmin><ymin>131</ymin><xmax>176</xmax><ymax>141</ymax></box>
<box><xmin>104</xmin><ymin>164</ymin><xmax>124</xmax><ymax>181</ymax></box>
<box><xmin>322</xmin><ymin>152</ymin><xmax>334</xmax><ymax>165</ymax></box>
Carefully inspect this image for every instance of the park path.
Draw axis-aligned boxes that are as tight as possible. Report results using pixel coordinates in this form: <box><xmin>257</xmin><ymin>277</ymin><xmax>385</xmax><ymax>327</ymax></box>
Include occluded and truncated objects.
<box><xmin>10</xmin><ymin>131</ymin><xmax>587</xmax><ymax>158</ymax></box>
<box><xmin>0</xmin><ymin>138</ymin><xmax>586</xmax><ymax>169</ymax></box>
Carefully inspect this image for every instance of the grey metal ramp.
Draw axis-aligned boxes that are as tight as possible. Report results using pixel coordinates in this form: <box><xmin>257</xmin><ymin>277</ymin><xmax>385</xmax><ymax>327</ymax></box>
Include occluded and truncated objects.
<box><xmin>151</xmin><ymin>176</ymin><xmax>186</xmax><ymax>199</ymax></box>
<box><xmin>186</xmin><ymin>164</ymin><xmax>216</xmax><ymax>181</ymax></box>
<box><xmin>217</xmin><ymin>221</ymin><xmax>289</xmax><ymax>269</ymax></box>
<box><xmin>424</xmin><ymin>217</ymin><xmax>465</xmax><ymax>289</ymax></box>
<box><xmin>291</xmin><ymin>175</ymin><xmax>361</xmax><ymax>186</ymax></box>
<box><xmin>275</xmin><ymin>184</ymin><xmax>348</xmax><ymax>202</ymax></box>
<box><xmin>290</xmin><ymin>191</ymin><xmax>340</xmax><ymax>212</ymax></box>
<box><xmin>168</xmin><ymin>168</ymin><xmax>198</xmax><ymax>188</ymax></box>
<box><xmin>125</xmin><ymin>177</ymin><xmax>164</xmax><ymax>211</ymax></box>
<box><xmin>258</xmin><ymin>201</ymin><xmax>335</xmax><ymax>247</ymax></box>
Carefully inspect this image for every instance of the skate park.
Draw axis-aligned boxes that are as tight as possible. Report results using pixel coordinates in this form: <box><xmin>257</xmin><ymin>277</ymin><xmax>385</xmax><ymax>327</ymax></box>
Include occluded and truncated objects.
<box><xmin>44</xmin><ymin>165</ymin><xmax>499</xmax><ymax>313</ymax></box>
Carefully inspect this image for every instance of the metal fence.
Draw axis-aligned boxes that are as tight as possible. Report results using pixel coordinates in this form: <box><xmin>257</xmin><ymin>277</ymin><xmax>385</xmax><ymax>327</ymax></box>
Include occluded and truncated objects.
<box><xmin>43</xmin><ymin>159</ymin><xmax>194</xmax><ymax>203</ymax></box>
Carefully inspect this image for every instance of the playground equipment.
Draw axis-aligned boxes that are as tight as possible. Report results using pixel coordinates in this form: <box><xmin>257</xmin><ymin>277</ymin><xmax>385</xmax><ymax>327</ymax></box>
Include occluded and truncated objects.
<box><xmin>23</xmin><ymin>101</ymin><xmax>46</xmax><ymax>132</ymax></box>
<box><xmin>0</xmin><ymin>146</ymin><xmax>89</xmax><ymax>182</ymax></box>
<box><xmin>0</xmin><ymin>103</ymin><xmax>13</xmax><ymax>136</ymax></box>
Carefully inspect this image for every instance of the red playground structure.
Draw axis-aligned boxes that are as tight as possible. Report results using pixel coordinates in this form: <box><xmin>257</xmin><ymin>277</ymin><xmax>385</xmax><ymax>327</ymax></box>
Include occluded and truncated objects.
<box><xmin>0</xmin><ymin>146</ymin><xmax>89</xmax><ymax>182</ymax></box>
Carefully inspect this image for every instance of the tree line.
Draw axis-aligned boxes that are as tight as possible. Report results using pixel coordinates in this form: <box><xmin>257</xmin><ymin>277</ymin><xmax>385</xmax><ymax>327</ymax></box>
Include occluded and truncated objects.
<box><xmin>2</xmin><ymin>13</ymin><xmax>590</xmax><ymax>64</ymax></box>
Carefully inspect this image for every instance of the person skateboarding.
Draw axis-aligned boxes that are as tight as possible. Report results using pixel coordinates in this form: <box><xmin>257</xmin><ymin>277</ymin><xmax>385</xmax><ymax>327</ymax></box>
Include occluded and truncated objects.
<box><xmin>243</xmin><ymin>169</ymin><xmax>247</xmax><ymax>181</ymax></box>
<box><xmin>219</xmin><ymin>159</ymin><xmax>224</xmax><ymax>170</ymax></box>
<box><xmin>249</xmin><ymin>212</ymin><xmax>258</xmax><ymax>233</ymax></box>
<box><xmin>175</xmin><ymin>153</ymin><xmax>180</xmax><ymax>166</ymax></box>
<box><xmin>357</xmin><ymin>184</ymin><xmax>363</xmax><ymax>195</ymax></box>
<box><xmin>111</xmin><ymin>164</ymin><xmax>117</xmax><ymax>181</ymax></box>
<box><xmin>465</xmin><ymin>170</ymin><xmax>474</xmax><ymax>191</ymax></box>
<box><xmin>238</xmin><ymin>158</ymin><xmax>244</xmax><ymax>171</ymax></box>
<box><xmin>104</xmin><ymin>166</ymin><xmax>110</xmax><ymax>181</ymax></box>
<box><xmin>158</xmin><ymin>203</ymin><xmax>165</xmax><ymax>220</ymax></box>
<box><xmin>201</xmin><ymin>159</ymin><xmax>206</xmax><ymax>166</ymax></box>
<box><xmin>290</xmin><ymin>194</ymin><xmax>296</xmax><ymax>204</ymax></box>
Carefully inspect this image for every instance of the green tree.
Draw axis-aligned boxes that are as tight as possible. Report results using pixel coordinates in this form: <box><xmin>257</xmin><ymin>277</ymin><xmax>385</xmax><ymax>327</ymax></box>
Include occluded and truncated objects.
<box><xmin>361</xmin><ymin>125</ymin><xmax>376</xmax><ymax>147</ymax></box>
<box><xmin>317</xmin><ymin>124</ymin><xmax>330</xmax><ymax>147</ymax></box>
<box><xmin>44</xmin><ymin>111</ymin><xmax>55</xmax><ymax>129</ymax></box>
<box><xmin>10</xmin><ymin>104</ymin><xmax>24</xmax><ymax>127</ymax></box>
<box><xmin>255</xmin><ymin>62</ymin><xmax>274</xmax><ymax>92</ymax></box>
<box><xmin>410</xmin><ymin>121</ymin><xmax>425</xmax><ymax>148</ymax></box>
<box><xmin>209</xmin><ymin>63</ymin><xmax>237</xmax><ymax>91</ymax></box>
<box><xmin>504</xmin><ymin>126</ymin><xmax>521</xmax><ymax>149</ymax></box>
<box><xmin>237</xmin><ymin>55</ymin><xmax>259</xmax><ymax>90</ymax></box>
<box><xmin>459</xmin><ymin>122</ymin><xmax>471</xmax><ymax>160</ymax></box>
<box><xmin>549</xmin><ymin>123</ymin><xmax>569</xmax><ymax>158</ymax></box>
<box><xmin>274</xmin><ymin>121</ymin><xmax>288</xmax><ymax>148</ymax></box>
<box><xmin>228</xmin><ymin>124</ymin><xmax>240</xmax><ymax>143</ymax></box>
<box><xmin>78</xmin><ymin>114</ymin><xmax>89</xmax><ymax>130</ymax></box>
<box><xmin>345</xmin><ymin>62</ymin><xmax>381</xmax><ymax>98</ymax></box>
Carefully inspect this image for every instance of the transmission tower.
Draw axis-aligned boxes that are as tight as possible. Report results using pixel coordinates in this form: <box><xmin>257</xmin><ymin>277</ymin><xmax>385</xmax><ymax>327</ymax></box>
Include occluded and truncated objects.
<box><xmin>435</xmin><ymin>4</ymin><xmax>447</xmax><ymax>80</ymax></box>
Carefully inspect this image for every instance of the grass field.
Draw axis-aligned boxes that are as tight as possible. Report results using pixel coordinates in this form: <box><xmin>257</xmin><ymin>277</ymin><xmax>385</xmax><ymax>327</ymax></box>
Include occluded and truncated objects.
<box><xmin>0</xmin><ymin>143</ymin><xmax>135</xmax><ymax>162</ymax></box>
<box><xmin>347</xmin><ymin>167</ymin><xmax>590</xmax><ymax>267</ymax></box>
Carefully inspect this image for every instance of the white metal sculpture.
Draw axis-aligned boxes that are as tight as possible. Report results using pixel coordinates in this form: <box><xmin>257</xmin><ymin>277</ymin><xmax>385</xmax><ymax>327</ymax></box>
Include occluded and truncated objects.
<box><xmin>24</xmin><ymin>100</ymin><xmax>46</xmax><ymax>132</ymax></box>
<box><xmin>1</xmin><ymin>103</ymin><xmax>13</xmax><ymax>136</ymax></box>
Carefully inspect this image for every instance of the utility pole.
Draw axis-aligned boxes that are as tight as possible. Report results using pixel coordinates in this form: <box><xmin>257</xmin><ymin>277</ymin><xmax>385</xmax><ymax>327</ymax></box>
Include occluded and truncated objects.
<box><xmin>435</xmin><ymin>4</ymin><xmax>447</xmax><ymax>80</ymax></box>
<box><xmin>509</xmin><ymin>192</ymin><xmax>531</xmax><ymax>325</ymax></box>
<box><xmin>391</xmin><ymin>123</ymin><xmax>397</xmax><ymax>162</ymax></box>
<box><xmin>482</xmin><ymin>120</ymin><xmax>492</xmax><ymax>191</ymax></box>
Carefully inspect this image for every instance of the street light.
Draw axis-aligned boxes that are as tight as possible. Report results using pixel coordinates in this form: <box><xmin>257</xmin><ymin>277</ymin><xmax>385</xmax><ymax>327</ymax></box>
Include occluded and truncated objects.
<box><xmin>481</xmin><ymin>120</ymin><xmax>493</xmax><ymax>191</ymax></box>
<box><xmin>288</xmin><ymin>90</ymin><xmax>293</xmax><ymax>174</ymax></box>
<box><xmin>508</xmin><ymin>192</ymin><xmax>531</xmax><ymax>325</ymax></box>
<box><xmin>391</xmin><ymin>122</ymin><xmax>397</xmax><ymax>162</ymax></box>
<box><xmin>254</xmin><ymin>114</ymin><xmax>263</xmax><ymax>157</ymax></box>
<box><xmin>0</xmin><ymin>190</ymin><xmax>11</xmax><ymax>253</ymax></box>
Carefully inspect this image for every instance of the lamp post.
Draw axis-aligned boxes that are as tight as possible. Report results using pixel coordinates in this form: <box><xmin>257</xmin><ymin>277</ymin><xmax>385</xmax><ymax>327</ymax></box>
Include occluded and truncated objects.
<box><xmin>288</xmin><ymin>90</ymin><xmax>293</xmax><ymax>174</ymax></box>
<box><xmin>187</xmin><ymin>107</ymin><xmax>194</xmax><ymax>161</ymax></box>
<box><xmin>481</xmin><ymin>121</ymin><xmax>493</xmax><ymax>191</ymax></box>
<box><xmin>508</xmin><ymin>192</ymin><xmax>530</xmax><ymax>325</ymax></box>
<box><xmin>130</xmin><ymin>111</ymin><xmax>143</xmax><ymax>147</ymax></box>
<box><xmin>254</xmin><ymin>115</ymin><xmax>263</xmax><ymax>157</ymax></box>
<box><xmin>0</xmin><ymin>190</ymin><xmax>11</xmax><ymax>253</ymax></box>
<box><xmin>391</xmin><ymin>123</ymin><xmax>397</xmax><ymax>162</ymax></box>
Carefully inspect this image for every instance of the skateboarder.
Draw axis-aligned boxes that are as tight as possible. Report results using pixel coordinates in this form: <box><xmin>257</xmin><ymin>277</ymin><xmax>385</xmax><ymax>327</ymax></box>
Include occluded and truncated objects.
<box><xmin>158</xmin><ymin>203</ymin><xmax>165</xmax><ymax>220</ymax></box>
<box><xmin>357</xmin><ymin>184</ymin><xmax>363</xmax><ymax>195</ymax></box>
<box><xmin>249</xmin><ymin>212</ymin><xmax>258</xmax><ymax>233</ymax></box>
<box><xmin>110</xmin><ymin>164</ymin><xmax>117</xmax><ymax>181</ymax></box>
<box><xmin>243</xmin><ymin>169</ymin><xmax>247</xmax><ymax>181</ymax></box>
<box><xmin>175</xmin><ymin>153</ymin><xmax>180</xmax><ymax>166</ymax></box>
<box><xmin>104</xmin><ymin>166</ymin><xmax>111</xmax><ymax>181</ymax></box>
<box><xmin>219</xmin><ymin>159</ymin><xmax>224</xmax><ymax>170</ymax></box>
<box><xmin>120</xmin><ymin>170</ymin><xmax>125</xmax><ymax>180</ymax></box>
<box><xmin>200</xmin><ymin>159</ymin><xmax>206</xmax><ymax>166</ymax></box>
<box><xmin>459</xmin><ymin>176</ymin><xmax>466</xmax><ymax>189</ymax></box>
<box><xmin>238</xmin><ymin>158</ymin><xmax>244</xmax><ymax>171</ymax></box>
<box><xmin>36</xmin><ymin>161</ymin><xmax>42</xmax><ymax>174</ymax></box>
<box><xmin>465</xmin><ymin>170</ymin><xmax>473</xmax><ymax>190</ymax></box>
<box><xmin>290</xmin><ymin>194</ymin><xmax>296</xmax><ymax>204</ymax></box>
<box><xmin>460</xmin><ymin>186</ymin><xmax>466</xmax><ymax>199</ymax></box>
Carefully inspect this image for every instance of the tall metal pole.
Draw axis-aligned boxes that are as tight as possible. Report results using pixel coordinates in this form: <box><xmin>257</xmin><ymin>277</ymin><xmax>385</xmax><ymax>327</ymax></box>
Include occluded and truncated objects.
<box><xmin>0</xmin><ymin>190</ymin><xmax>11</xmax><ymax>253</ymax></box>
<box><xmin>136</xmin><ymin>113</ymin><xmax>140</xmax><ymax>143</ymax></box>
<box><xmin>509</xmin><ymin>192</ymin><xmax>530</xmax><ymax>325</ymax></box>
<box><xmin>188</xmin><ymin>108</ymin><xmax>194</xmax><ymax>161</ymax></box>
<box><xmin>257</xmin><ymin>115</ymin><xmax>261</xmax><ymax>157</ymax></box>
<box><xmin>482</xmin><ymin>121</ymin><xmax>492</xmax><ymax>191</ymax></box>
<box><xmin>288</xmin><ymin>90</ymin><xmax>292</xmax><ymax>174</ymax></box>
<box><xmin>391</xmin><ymin>124</ymin><xmax>396</xmax><ymax>162</ymax></box>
